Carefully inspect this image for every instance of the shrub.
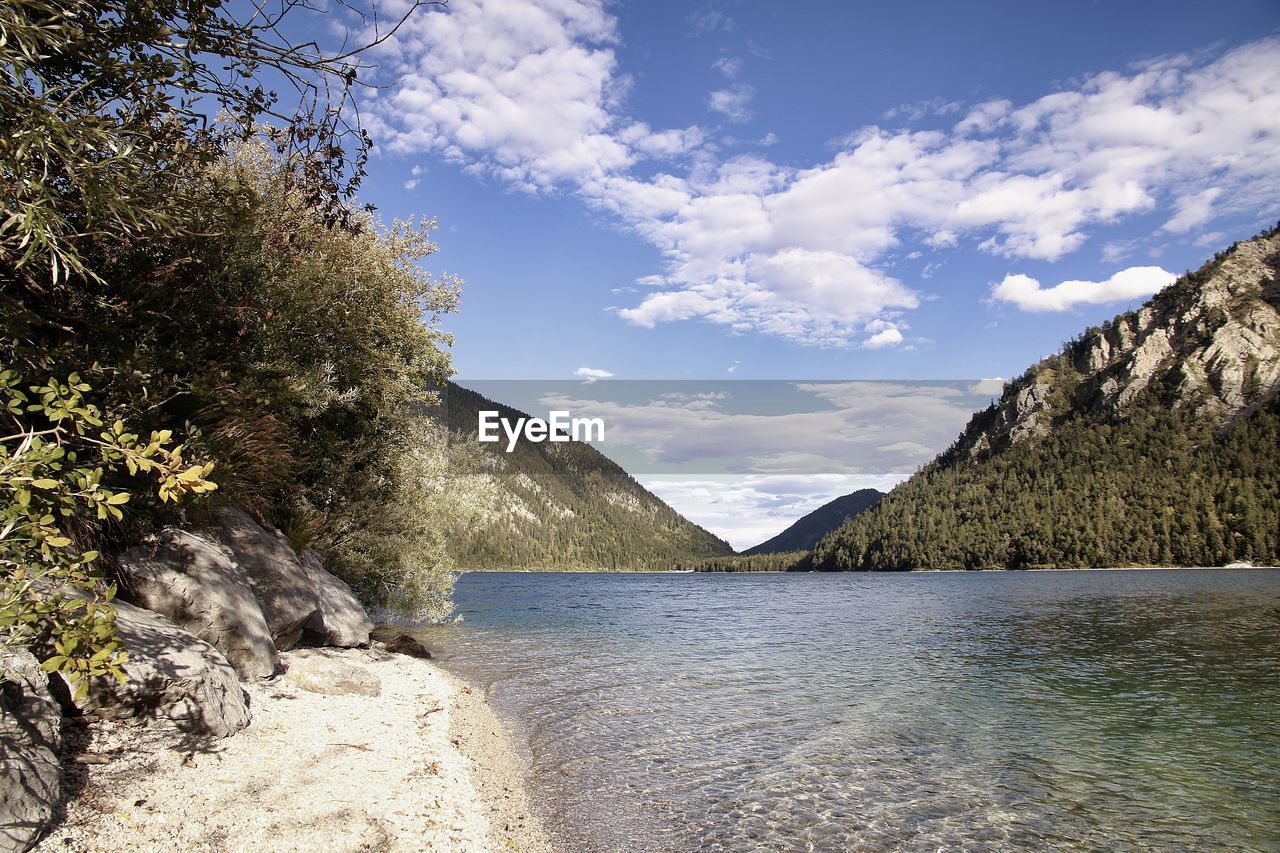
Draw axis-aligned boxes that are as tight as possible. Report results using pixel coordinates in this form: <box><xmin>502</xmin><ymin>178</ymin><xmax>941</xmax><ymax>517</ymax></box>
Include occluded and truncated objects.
<box><xmin>0</xmin><ymin>366</ymin><xmax>215</xmax><ymax>697</ymax></box>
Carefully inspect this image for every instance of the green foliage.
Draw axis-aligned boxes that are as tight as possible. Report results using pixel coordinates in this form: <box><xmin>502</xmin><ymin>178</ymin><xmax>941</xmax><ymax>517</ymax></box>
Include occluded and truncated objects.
<box><xmin>689</xmin><ymin>552</ymin><xmax>809</xmax><ymax>573</ymax></box>
<box><xmin>325</xmin><ymin>420</ymin><xmax>492</xmax><ymax>622</ymax></box>
<box><xmin>0</xmin><ymin>0</ymin><xmax>417</xmax><ymax>283</ymax></box>
<box><xmin>0</xmin><ymin>365</ymin><xmax>215</xmax><ymax>697</ymax></box>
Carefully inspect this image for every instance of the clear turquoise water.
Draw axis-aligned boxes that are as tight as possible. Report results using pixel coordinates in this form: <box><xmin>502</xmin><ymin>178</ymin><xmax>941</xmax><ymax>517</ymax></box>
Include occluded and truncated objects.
<box><xmin>415</xmin><ymin>570</ymin><xmax>1280</xmax><ymax>851</ymax></box>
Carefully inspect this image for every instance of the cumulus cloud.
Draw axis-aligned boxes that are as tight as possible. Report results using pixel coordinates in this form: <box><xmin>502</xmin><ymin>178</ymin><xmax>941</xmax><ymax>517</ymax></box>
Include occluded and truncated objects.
<box><xmin>863</xmin><ymin>327</ymin><xmax>904</xmax><ymax>349</ymax></box>
<box><xmin>991</xmin><ymin>266</ymin><xmax>1177</xmax><ymax>312</ymax></box>
<box><xmin>365</xmin><ymin>0</ymin><xmax>632</xmax><ymax>191</ymax></box>
<box><xmin>574</xmin><ymin>366</ymin><xmax>614</xmax><ymax>381</ymax></box>
<box><xmin>366</xmin><ymin>2</ymin><xmax>1280</xmax><ymax>345</ymax></box>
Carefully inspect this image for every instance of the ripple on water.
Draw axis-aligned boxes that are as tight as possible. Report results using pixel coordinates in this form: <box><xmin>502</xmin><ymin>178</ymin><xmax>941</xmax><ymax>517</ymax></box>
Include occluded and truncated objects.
<box><xmin>416</xmin><ymin>570</ymin><xmax>1280</xmax><ymax>852</ymax></box>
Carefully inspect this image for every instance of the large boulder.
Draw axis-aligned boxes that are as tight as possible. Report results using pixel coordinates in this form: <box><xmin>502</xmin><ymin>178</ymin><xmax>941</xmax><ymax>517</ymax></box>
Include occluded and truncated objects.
<box><xmin>300</xmin><ymin>550</ymin><xmax>373</xmax><ymax>648</ymax></box>
<box><xmin>117</xmin><ymin>529</ymin><xmax>277</xmax><ymax>680</ymax></box>
<box><xmin>0</xmin><ymin>651</ymin><xmax>62</xmax><ymax>853</ymax></box>
<box><xmin>65</xmin><ymin>601</ymin><xmax>250</xmax><ymax>738</ymax></box>
<box><xmin>210</xmin><ymin>508</ymin><xmax>319</xmax><ymax>651</ymax></box>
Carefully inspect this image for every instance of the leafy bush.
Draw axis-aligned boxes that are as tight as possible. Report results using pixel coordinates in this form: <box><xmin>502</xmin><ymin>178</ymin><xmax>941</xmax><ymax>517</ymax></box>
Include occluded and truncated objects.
<box><xmin>0</xmin><ymin>366</ymin><xmax>215</xmax><ymax>697</ymax></box>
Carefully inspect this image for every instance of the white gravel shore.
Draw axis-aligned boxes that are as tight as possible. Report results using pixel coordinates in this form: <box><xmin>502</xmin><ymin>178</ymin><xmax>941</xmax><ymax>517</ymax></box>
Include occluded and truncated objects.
<box><xmin>37</xmin><ymin>648</ymin><xmax>553</xmax><ymax>852</ymax></box>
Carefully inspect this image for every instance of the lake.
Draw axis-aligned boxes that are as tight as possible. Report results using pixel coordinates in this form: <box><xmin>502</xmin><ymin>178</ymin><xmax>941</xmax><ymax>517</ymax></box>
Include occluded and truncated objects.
<box><xmin>414</xmin><ymin>569</ymin><xmax>1280</xmax><ymax>851</ymax></box>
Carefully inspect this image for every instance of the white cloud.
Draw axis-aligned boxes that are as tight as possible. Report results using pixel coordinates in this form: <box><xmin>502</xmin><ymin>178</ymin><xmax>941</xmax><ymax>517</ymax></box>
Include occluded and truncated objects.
<box><xmin>367</xmin><ymin>4</ymin><xmax>1280</xmax><ymax>346</ymax></box>
<box><xmin>688</xmin><ymin>6</ymin><xmax>735</xmax><ymax>35</ymax></box>
<box><xmin>536</xmin><ymin>381</ymin><xmax>981</xmax><ymax>476</ymax></box>
<box><xmin>863</xmin><ymin>327</ymin><xmax>904</xmax><ymax>349</ymax></box>
<box><xmin>708</xmin><ymin>85</ymin><xmax>755</xmax><ymax>123</ymax></box>
<box><xmin>712</xmin><ymin>56</ymin><xmax>742</xmax><ymax>79</ymax></box>
<box><xmin>1163</xmin><ymin>187</ymin><xmax>1223</xmax><ymax>233</ymax></box>
<box><xmin>574</xmin><ymin>366</ymin><xmax>614</xmax><ymax>381</ymax></box>
<box><xmin>642</xmin><ymin>474</ymin><xmax>897</xmax><ymax>551</ymax></box>
<box><xmin>885</xmin><ymin>97</ymin><xmax>962</xmax><ymax>123</ymax></box>
<box><xmin>367</xmin><ymin>0</ymin><xmax>630</xmax><ymax>191</ymax></box>
<box><xmin>968</xmin><ymin>378</ymin><xmax>1007</xmax><ymax>396</ymax></box>
<box><xmin>991</xmin><ymin>266</ymin><xmax>1176</xmax><ymax>312</ymax></box>
<box><xmin>403</xmin><ymin>178</ymin><xmax>419</xmax><ymax>190</ymax></box>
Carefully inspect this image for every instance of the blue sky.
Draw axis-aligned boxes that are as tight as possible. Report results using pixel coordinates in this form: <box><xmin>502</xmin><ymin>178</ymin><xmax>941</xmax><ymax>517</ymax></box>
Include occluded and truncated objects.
<box><xmin>331</xmin><ymin>0</ymin><xmax>1280</xmax><ymax>382</ymax></box>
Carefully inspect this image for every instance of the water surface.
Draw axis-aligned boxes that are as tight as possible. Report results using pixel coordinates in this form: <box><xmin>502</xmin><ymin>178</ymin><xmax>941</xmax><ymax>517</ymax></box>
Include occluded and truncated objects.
<box><xmin>416</xmin><ymin>570</ymin><xmax>1280</xmax><ymax>851</ymax></box>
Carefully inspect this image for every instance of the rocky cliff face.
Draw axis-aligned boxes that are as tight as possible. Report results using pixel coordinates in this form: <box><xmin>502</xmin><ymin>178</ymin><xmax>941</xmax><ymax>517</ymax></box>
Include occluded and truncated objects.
<box><xmin>955</xmin><ymin>226</ymin><xmax>1280</xmax><ymax>463</ymax></box>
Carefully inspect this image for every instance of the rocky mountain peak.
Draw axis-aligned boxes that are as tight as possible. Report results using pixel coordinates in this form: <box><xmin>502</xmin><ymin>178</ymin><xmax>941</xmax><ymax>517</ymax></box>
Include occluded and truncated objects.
<box><xmin>953</xmin><ymin>225</ymin><xmax>1280</xmax><ymax>463</ymax></box>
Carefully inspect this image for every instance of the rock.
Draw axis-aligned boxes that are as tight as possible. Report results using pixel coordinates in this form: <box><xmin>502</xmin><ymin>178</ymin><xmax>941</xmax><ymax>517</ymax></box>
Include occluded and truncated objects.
<box><xmin>381</xmin><ymin>634</ymin><xmax>432</xmax><ymax>660</ymax></box>
<box><xmin>211</xmin><ymin>508</ymin><xmax>319</xmax><ymax>651</ymax></box>
<box><xmin>1008</xmin><ymin>381</ymin><xmax>1053</xmax><ymax>445</ymax></box>
<box><xmin>0</xmin><ymin>651</ymin><xmax>62</xmax><ymax>853</ymax></box>
<box><xmin>281</xmin><ymin>650</ymin><xmax>380</xmax><ymax>697</ymax></box>
<box><xmin>1224</xmin><ymin>560</ymin><xmax>1254</xmax><ymax>569</ymax></box>
<box><xmin>299</xmin><ymin>550</ymin><xmax>373</xmax><ymax>648</ymax></box>
<box><xmin>117</xmin><ymin>529</ymin><xmax>277</xmax><ymax>680</ymax></box>
<box><xmin>958</xmin><ymin>229</ymin><xmax>1280</xmax><ymax>460</ymax></box>
<box><xmin>65</xmin><ymin>601</ymin><xmax>250</xmax><ymax>739</ymax></box>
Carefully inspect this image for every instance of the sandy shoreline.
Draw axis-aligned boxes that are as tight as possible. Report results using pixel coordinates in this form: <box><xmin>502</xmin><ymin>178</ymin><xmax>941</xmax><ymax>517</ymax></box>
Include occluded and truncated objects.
<box><xmin>36</xmin><ymin>648</ymin><xmax>554</xmax><ymax>852</ymax></box>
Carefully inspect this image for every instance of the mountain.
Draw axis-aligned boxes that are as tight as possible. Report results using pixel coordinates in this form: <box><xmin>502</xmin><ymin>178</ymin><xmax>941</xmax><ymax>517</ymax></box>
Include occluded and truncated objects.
<box><xmin>810</xmin><ymin>225</ymin><xmax>1280</xmax><ymax>571</ymax></box>
<box><xmin>743</xmin><ymin>489</ymin><xmax>883</xmax><ymax>555</ymax></box>
<box><xmin>431</xmin><ymin>383</ymin><xmax>734</xmax><ymax>570</ymax></box>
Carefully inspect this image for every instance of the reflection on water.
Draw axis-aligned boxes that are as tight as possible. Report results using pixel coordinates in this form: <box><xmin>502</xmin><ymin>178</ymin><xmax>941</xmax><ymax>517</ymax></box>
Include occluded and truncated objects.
<box><xmin>413</xmin><ymin>570</ymin><xmax>1280</xmax><ymax>851</ymax></box>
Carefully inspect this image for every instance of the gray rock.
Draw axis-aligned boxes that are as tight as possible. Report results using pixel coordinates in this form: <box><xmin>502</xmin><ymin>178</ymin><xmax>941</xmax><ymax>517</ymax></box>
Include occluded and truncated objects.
<box><xmin>65</xmin><ymin>601</ymin><xmax>250</xmax><ymax>738</ymax></box>
<box><xmin>281</xmin><ymin>650</ymin><xmax>380</xmax><ymax>697</ymax></box>
<box><xmin>0</xmin><ymin>651</ymin><xmax>62</xmax><ymax>853</ymax></box>
<box><xmin>381</xmin><ymin>634</ymin><xmax>432</xmax><ymax>660</ymax></box>
<box><xmin>299</xmin><ymin>550</ymin><xmax>373</xmax><ymax>648</ymax></box>
<box><xmin>958</xmin><ymin>229</ymin><xmax>1280</xmax><ymax>459</ymax></box>
<box><xmin>118</xmin><ymin>529</ymin><xmax>277</xmax><ymax>680</ymax></box>
<box><xmin>211</xmin><ymin>508</ymin><xmax>319</xmax><ymax>651</ymax></box>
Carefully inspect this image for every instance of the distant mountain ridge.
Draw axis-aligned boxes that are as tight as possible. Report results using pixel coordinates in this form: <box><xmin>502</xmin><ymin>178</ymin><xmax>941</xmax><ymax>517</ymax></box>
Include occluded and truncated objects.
<box><xmin>432</xmin><ymin>383</ymin><xmax>733</xmax><ymax>570</ymax></box>
<box><xmin>744</xmin><ymin>489</ymin><xmax>883</xmax><ymax>555</ymax></box>
<box><xmin>811</xmin><ymin>225</ymin><xmax>1280</xmax><ymax>571</ymax></box>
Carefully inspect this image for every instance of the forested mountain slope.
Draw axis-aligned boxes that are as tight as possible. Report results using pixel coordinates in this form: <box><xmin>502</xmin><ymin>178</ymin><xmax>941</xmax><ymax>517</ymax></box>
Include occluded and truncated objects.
<box><xmin>743</xmin><ymin>489</ymin><xmax>883</xmax><ymax>555</ymax></box>
<box><xmin>431</xmin><ymin>384</ymin><xmax>733</xmax><ymax>570</ymax></box>
<box><xmin>810</xmin><ymin>225</ymin><xmax>1280</xmax><ymax>571</ymax></box>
